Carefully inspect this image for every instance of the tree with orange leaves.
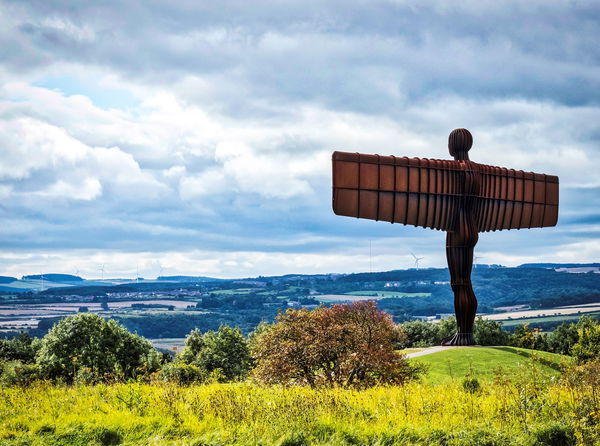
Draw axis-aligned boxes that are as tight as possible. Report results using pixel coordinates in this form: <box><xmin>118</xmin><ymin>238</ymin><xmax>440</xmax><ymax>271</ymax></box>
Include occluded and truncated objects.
<box><xmin>250</xmin><ymin>301</ymin><xmax>424</xmax><ymax>388</ymax></box>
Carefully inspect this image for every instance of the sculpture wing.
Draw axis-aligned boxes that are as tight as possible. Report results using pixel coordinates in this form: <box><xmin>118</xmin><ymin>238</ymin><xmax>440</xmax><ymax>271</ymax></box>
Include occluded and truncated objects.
<box><xmin>475</xmin><ymin>164</ymin><xmax>559</xmax><ymax>232</ymax></box>
<box><xmin>332</xmin><ymin>151</ymin><xmax>462</xmax><ymax>231</ymax></box>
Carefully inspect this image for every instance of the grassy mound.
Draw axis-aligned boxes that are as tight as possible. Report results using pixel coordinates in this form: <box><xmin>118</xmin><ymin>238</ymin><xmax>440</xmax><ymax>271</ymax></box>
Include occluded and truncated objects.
<box><xmin>410</xmin><ymin>346</ymin><xmax>571</xmax><ymax>385</ymax></box>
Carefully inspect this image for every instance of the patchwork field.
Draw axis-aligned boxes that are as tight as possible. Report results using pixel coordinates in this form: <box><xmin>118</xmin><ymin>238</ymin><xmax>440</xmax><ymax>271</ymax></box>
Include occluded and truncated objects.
<box><xmin>344</xmin><ymin>291</ymin><xmax>431</xmax><ymax>298</ymax></box>
<box><xmin>486</xmin><ymin>302</ymin><xmax>600</xmax><ymax>321</ymax></box>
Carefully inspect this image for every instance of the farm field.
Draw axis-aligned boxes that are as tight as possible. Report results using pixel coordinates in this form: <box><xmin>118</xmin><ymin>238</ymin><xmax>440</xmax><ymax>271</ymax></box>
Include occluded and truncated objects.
<box><xmin>149</xmin><ymin>337</ymin><xmax>186</xmax><ymax>352</ymax></box>
<box><xmin>344</xmin><ymin>290</ymin><xmax>431</xmax><ymax>298</ymax></box>
<box><xmin>0</xmin><ymin>300</ymin><xmax>201</xmax><ymax>331</ymax></box>
<box><xmin>485</xmin><ymin>302</ymin><xmax>600</xmax><ymax>321</ymax></box>
<box><xmin>316</xmin><ymin>292</ymin><xmax>430</xmax><ymax>303</ymax></box>
<box><xmin>410</xmin><ymin>346</ymin><xmax>570</xmax><ymax>385</ymax></box>
<box><xmin>499</xmin><ymin>311</ymin><xmax>600</xmax><ymax>328</ymax></box>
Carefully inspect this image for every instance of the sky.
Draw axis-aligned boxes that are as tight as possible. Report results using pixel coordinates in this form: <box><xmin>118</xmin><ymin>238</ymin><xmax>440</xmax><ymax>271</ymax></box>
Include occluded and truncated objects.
<box><xmin>1</xmin><ymin>0</ymin><xmax>599</xmax><ymax>279</ymax></box>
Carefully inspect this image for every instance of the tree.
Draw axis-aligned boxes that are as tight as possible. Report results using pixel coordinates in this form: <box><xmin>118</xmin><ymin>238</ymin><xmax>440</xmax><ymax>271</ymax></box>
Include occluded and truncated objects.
<box><xmin>398</xmin><ymin>320</ymin><xmax>441</xmax><ymax>348</ymax></box>
<box><xmin>251</xmin><ymin>301</ymin><xmax>423</xmax><ymax>388</ymax></box>
<box><xmin>511</xmin><ymin>323</ymin><xmax>548</xmax><ymax>351</ymax></box>
<box><xmin>571</xmin><ymin>316</ymin><xmax>600</xmax><ymax>364</ymax></box>
<box><xmin>0</xmin><ymin>332</ymin><xmax>40</xmax><ymax>363</ymax></box>
<box><xmin>36</xmin><ymin>313</ymin><xmax>160</xmax><ymax>382</ymax></box>
<box><xmin>177</xmin><ymin>325</ymin><xmax>251</xmax><ymax>381</ymax></box>
<box><xmin>547</xmin><ymin>322</ymin><xmax>579</xmax><ymax>355</ymax></box>
<box><xmin>473</xmin><ymin>317</ymin><xmax>510</xmax><ymax>346</ymax></box>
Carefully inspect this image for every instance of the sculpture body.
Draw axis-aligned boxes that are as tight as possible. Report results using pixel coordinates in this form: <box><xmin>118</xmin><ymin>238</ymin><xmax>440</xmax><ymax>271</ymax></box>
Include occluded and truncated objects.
<box><xmin>332</xmin><ymin>129</ymin><xmax>559</xmax><ymax>345</ymax></box>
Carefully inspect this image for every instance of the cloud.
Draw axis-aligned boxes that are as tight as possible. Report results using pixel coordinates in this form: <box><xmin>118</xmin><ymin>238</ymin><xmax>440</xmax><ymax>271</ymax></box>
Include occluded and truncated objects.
<box><xmin>0</xmin><ymin>0</ymin><xmax>599</xmax><ymax>277</ymax></box>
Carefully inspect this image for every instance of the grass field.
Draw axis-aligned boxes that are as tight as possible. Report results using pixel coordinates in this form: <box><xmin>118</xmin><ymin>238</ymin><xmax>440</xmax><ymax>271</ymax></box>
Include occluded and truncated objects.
<box><xmin>410</xmin><ymin>346</ymin><xmax>571</xmax><ymax>385</ymax></box>
<box><xmin>0</xmin><ymin>347</ymin><xmax>596</xmax><ymax>445</ymax></box>
<box><xmin>1</xmin><ymin>359</ymin><xmax>597</xmax><ymax>446</ymax></box>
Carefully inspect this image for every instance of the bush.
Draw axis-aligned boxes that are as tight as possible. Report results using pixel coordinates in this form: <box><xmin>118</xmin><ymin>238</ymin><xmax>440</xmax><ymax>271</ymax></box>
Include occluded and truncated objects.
<box><xmin>462</xmin><ymin>376</ymin><xmax>480</xmax><ymax>394</ymax></box>
<box><xmin>177</xmin><ymin>325</ymin><xmax>251</xmax><ymax>381</ymax></box>
<box><xmin>0</xmin><ymin>361</ymin><xmax>41</xmax><ymax>386</ymax></box>
<box><xmin>251</xmin><ymin>301</ymin><xmax>424</xmax><ymax>387</ymax></box>
<box><xmin>532</xmin><ymin>424</ymin><xmax>575</xmax><ymax>446</ymax></box>
<box><xmin>571</xmin><ymin>316</ymin><xmax>600</xmax><ymax>363</ymax></box>
<box><xmin>0</xmin><ymin>332</ymin><xmax>40</xmax><ymax>363</ymax></box>
<box><xmin>473</xmin><ymin>317</ymin><xmax>510</xmax><ymax>346</ymax></box>
<box><xmin>398</xmin><ymin>320</ymin><xmax>441</xmax><ymax>347</ymax></box>
<box><xmin>35</xmin><ymin>313</ymin><xmax>160</xmax><ymax>383</ymax></box>
<box><xmin>160</xmin><ymin>362</ymin><xmax>207</xmax><ymax>385</ymax></box>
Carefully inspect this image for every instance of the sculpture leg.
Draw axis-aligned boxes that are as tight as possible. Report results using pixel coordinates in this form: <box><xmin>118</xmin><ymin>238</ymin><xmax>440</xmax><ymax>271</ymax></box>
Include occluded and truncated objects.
<box><xmin>442</xmin><ymin>234</ymin><xmax>478</xmax><ymax>346</ymax></box>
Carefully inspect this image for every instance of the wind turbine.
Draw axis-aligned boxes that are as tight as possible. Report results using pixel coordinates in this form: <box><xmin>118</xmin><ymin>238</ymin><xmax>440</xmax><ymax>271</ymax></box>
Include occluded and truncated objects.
<box><xmin>410</xmin><ymin>252</ymin><xmax>424</xmax><ymax>270</ymax></box>
<box><xmin>98</xmin><ymin>264</ymin><xmax>105</xmax><ymax>281</ymax></box>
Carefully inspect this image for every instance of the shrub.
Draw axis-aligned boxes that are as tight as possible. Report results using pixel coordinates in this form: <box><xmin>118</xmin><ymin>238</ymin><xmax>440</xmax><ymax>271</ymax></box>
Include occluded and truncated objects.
<box><xmin>0</xmin><ymin>332</ymin><xmax>40</xmax><ymax>363</ymax></box>
<box><xmin>251</xmin><ymin>301</ymin><xmax>424</xmax><ymax>387</ymax></box>
<box><xmin>462</xmin><ymin>376</ymin><xmax>481</xmax><ymax>394</ymax></box>
<box><xmin>0</xmin><ymin>361</ymin><xmax>41</xmax><ymax>386</ymax></box>
<box><xmin>571</xmin><ymin>316</ymin><xmax>600</xmax><ymax>363</ymax></box>
<box><xmin>35</xmin><ymin>313</ymin><xmax>160</xmax><ymax>383</ymax></box>
<box><xmin>160</xmin><ymin>362</ymin><xmax>207</xmax><ymax>385</ymax></box>
<box><xmin>398</xmin><ymin>320</ymin><xmax>441</xmax><ymax>347</ymax></box>
<box><xmin>177</xmin><ymin>325</ymin><xmax>251</xmax><ymax>381</ymax></box>
<box><xmin>473</xmin><ymin>317</ymin><xmax>510</xmax><ymax>346</ymax></box>
<box><xmin>532</xmin><ymin>424</ymin><xmax>575</xmax><ymax>446</ymax></box>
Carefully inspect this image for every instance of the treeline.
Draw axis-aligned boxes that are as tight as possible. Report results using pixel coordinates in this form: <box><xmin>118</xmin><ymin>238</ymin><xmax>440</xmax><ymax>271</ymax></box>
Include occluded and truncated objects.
<box><xmin>0</xmin><ymin>302</ymin><xmax>424</xmax><ymax>387</ymax></box>
<box><xmin>2</xmin><ymin>304</ymin><xmax>599</xmax><ymax>388</ymax></box>
<box><xmin>398</xmin><ymin>315</ymin><xmax>600</xmax><ymax>360</ymax></box>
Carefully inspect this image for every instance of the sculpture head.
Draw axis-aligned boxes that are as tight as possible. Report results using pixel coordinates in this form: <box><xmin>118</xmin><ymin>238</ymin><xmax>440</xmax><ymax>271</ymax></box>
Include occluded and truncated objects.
<box><xmin>448</xmin><ymin>128</ymin><xmax>473</xmax><ymax>160</ymax></box>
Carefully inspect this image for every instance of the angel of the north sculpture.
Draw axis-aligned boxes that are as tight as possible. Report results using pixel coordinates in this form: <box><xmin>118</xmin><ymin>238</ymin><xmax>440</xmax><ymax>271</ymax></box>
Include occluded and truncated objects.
<box><xmin>332</xmin><ymin>128</ymin><xmax>559</xmax><ymax>346</ymax></box>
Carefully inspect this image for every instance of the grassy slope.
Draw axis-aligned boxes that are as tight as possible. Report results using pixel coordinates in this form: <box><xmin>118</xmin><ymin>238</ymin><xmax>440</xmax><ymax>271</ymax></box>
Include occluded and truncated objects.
<box><xmin>411</xmin><ymin>346</ymin><xmax>571</xmax><ymax>385</ymax></box>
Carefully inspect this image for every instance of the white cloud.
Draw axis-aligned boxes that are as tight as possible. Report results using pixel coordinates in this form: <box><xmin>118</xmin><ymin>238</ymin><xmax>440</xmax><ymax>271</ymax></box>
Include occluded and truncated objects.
<box><xmin>1</xmin><ymin>0</ymin><xmax>599</xmax><ymax>277</ymax></box>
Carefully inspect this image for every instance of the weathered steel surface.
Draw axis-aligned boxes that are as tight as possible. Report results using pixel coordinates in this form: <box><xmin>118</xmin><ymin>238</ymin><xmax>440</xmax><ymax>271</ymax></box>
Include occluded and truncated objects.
<box><xmin>331</xmin><ymin>128</ymin><xmax>559</xmax><ymax>345</ymax></box>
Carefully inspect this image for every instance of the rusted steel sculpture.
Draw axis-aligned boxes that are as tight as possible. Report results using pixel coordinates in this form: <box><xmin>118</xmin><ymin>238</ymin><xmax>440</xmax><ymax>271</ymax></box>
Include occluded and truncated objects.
<box><xmin>332</xmin><ymin>128</ymin><xmax>559</xmax><ymax>345</ymax></box>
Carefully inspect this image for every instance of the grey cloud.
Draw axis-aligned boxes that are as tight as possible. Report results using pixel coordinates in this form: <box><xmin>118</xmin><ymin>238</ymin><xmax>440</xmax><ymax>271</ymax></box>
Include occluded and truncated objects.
<box><xmin>1</xmin><ymin>0</ymin><xmax>600</xmax><ymax>276</ymax></box>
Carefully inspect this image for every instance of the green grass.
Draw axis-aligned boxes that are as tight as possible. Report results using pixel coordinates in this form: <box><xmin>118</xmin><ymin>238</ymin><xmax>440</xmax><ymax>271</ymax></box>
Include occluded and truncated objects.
<box><xmin>0</xmin><ymin>370</ymin><xmax>595</xmax><ymax>446</ymax></box>
<box><xmin>412</xmin><ymin>346</ymin><xmax>572</xmax><ymax>385</ymax></box>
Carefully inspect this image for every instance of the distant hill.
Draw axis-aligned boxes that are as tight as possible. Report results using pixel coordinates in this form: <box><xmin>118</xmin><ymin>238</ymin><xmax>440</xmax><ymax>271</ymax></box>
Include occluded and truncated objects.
<box><xmin>22</xmin><ymin>274</ymin><xmax>84</xmax><ymax>282</ymax></box>
<box><xmin>157</xmin><ymin>275</ymin><xmax>223</xmax><ymax>282</ymax></box>
<box><xmin>519</xmin><ymin>263</ymin><xmax>600</xmax><ymax>269</ymax></box>
<box><xmin>0</xmin><ymin>276</ymin><xmax>17</xmax><ymax>284</ymax></box>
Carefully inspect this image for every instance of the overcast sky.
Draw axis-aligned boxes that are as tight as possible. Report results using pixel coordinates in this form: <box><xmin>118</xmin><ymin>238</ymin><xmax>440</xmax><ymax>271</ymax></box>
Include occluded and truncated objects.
<box><xmin>1</xmin><ymin>0</ymin><xmax>599</xmax><ymax>279</ymax></box>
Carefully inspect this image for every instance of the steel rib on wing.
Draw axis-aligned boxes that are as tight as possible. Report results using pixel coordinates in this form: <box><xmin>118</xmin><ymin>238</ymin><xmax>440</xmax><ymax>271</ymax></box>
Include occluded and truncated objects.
<box><xmin>332</xmin><ymin>151</ymin><xmax>559</xmax><ymax>232</ymax></box>
<box><xmin>332</xmin><ymin>151</ymin><xmax>461</xmax><ymax>232</ymax></box>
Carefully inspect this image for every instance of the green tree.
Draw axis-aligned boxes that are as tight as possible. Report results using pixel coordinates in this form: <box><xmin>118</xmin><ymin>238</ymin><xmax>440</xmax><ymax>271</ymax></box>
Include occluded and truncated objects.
<box><xmin>511</xmin><ymin>323</ymin><xmax>548</xmax><ymax>351</ymax></box>
<box><xmin>251</xmin><ymin>301</ymin><xmax>423</xmax><ymax>387</ymax></box>
<box><xmin>571</xmin><ymin>316</ymin><xmax>600</xmax><ymax>364</ymax></box>
<box><xmin>36</xmin><ymin>313</ymin><xmax>160</xmax><ymax>382</ymax></box>
<box><xmin>473</xmin><ymin>317</ymin><xmax>510</xmax><ymax>346</ymax></box>
<box><xmin>398</xmin><ymin>320</ymin><xmax>440</xmax><ymax>347</ymax></box>
<box><xmin>177</xmin><ymin>325</ymin><xmax>250</xmax><ymax>381</ymax></box>
<box><xmin>0</xmin><ymin>332</ymin><xmax>40</xmax><ymax>363</ymax></box>
<box><xmin>547</xmin><ymin>322</ymin><xmax>579</xmax><ymax>355</ymax></box>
